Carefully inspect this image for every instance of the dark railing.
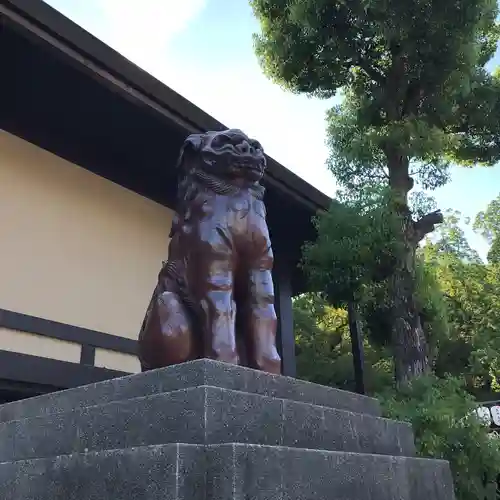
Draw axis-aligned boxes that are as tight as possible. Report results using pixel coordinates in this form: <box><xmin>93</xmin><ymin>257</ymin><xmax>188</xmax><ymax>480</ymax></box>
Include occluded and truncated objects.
<box><xmin>347</xmin><ymin>302</ymin><xmax>365</xmax><ymax>395</ymax></box>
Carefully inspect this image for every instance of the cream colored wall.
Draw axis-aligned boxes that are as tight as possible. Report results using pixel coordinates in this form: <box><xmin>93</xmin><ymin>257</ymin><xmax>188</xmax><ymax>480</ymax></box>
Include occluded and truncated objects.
<box><xmin>94</xmin><ymin>348</ymin><xmax>141</xmax><ymax>373</ymax></box>
<box><xmin>0</xmin><ymin>327</ymin><xmax>81</xmax><ymax>363</ymax></box>
<box><xmin>0</xmin><ymin>130</ymin><xmax>173</xmax><ymax>357</ymax></box>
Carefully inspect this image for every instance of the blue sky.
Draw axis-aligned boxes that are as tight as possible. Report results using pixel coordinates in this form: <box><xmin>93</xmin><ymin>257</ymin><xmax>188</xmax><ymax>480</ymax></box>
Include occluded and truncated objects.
<box><xmin>44</xmin><ymin>0</ymin><xmax>499</xmax><ymax>257</ymax></box>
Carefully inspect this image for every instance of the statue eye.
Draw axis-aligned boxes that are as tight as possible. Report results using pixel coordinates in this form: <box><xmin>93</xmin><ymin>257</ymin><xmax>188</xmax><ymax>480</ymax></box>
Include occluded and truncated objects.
<box><xmin>212</xmin><ymin>134</ymin><xmax>231</xmax><ymax>148</ymax></box>
<box><xmin>251</xmin><ymin>141</ymin><xmax>262</xmax><ymax>151</ymax></box>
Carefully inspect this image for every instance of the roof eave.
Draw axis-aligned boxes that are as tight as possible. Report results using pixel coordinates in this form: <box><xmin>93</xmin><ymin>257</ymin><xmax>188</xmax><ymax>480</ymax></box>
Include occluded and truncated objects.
<box><xmin>1</xmin><ymin>0</ymin><xmax>331</xmax><ymax>213</ymax></box>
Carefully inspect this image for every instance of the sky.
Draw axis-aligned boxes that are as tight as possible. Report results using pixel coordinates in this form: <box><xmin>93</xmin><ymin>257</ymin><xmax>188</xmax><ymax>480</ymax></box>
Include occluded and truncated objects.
<box><xmin>43</xmin><ymin>0</ymin><xmax>500</xmax><ymax>258</ymax></box>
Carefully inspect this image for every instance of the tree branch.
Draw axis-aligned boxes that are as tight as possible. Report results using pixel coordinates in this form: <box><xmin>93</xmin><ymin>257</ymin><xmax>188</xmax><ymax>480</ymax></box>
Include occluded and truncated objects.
<box><xmin>414</xmin><ymin>210</ymin><xmax>444</xmax><ymax>242</ymax></box>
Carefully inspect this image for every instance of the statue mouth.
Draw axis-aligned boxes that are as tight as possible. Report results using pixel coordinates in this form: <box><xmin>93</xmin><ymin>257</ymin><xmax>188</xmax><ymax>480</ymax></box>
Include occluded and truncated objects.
<box><xmin>203</xmin><ymin>149</ymin><xmax>265</xmax><ymax>173</ymax></box>
<box><xmin>198</xmin><ymin>129</ymin><xmax>267</xmax><ymax>181</ymax></box>
<box><xmin>229</xmin><ymin>165</ymin><xmax>264</xmax><ymax>183</ymax></box>
<box><xmin>206</xmin><ymin>145</ymin><xmax>262</xmax><ymax>160</ymax></box>
<box><xmin>232</xmin><ymin>159</ymin><xmax>263</xmax><ymax>170</ymax></box>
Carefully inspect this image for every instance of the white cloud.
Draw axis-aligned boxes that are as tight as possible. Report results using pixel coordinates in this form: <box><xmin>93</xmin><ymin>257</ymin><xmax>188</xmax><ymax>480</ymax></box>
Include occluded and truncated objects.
<box><xmin>44</xmin><ymin>0</ymin><xmax>207</xmax><ymax>76</ymax></box>
<box><xmin>94</xmin><ymin>0</ymin><xmax>206</xmax><ymax>73</ymax></box>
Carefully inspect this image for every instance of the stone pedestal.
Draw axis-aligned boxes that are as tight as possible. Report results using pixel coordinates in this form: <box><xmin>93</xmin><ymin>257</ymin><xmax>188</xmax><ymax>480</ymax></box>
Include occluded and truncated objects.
<box><xmin>0</xmin><ymin>359</ymin><xmax>455</xmax><ymax>499</ymax></box>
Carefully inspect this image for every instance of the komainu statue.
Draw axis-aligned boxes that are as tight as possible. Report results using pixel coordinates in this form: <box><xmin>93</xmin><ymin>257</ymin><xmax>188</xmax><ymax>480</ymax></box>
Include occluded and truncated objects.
<box><xmin>138</xmin><ymin>129</ymin><xmax>282</xmax><ymax>374</ymax></box>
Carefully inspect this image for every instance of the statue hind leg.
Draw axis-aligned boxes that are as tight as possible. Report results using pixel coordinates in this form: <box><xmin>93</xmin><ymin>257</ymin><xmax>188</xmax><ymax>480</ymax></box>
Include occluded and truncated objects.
<box><xmin>138</xmin><ymin>285</ymin><xmax>195</xmax><ymax>371</ymax></box>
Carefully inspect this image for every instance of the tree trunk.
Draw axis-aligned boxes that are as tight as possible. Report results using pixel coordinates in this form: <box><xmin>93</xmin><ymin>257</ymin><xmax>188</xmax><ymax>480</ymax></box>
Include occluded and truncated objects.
<box><xmin>389</xmin><ymin>224</ymin><xmax>429</xmax><ymax>385</ymax></box>
<box><xmin>385</xmin><ymin>148</ymin><xmax>429</xmax><ymax>385</ymax></box>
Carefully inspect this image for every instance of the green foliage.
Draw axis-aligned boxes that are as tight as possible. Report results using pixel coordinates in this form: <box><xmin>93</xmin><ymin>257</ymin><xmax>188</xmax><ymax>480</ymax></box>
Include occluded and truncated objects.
<box><xmin>414</xmin><ymin>256</ymin><xmax>449</xmax><ymax>355</ymax></box>
<box><xmin>252</xmin><ymin>0</ymin><xmax>500</xmax><ymax>184</ymax></box>
<box><xmin>408</xmin><ymin>191</ymin><xmax>439</xmax><ymax>220</ymax></box>
<box><xmin>325</xmin><ymin>95</ymin><xmax>455</xmax><ymax>193</ymax></box>
<box><xmin>294</xmin><ymin>199</ymin><xmax>500</xmax><ymax>499</ymax></box>
<box><xmin>252</xmin><ymin>0</ymin><xmax>500</xmax><ymax>384</ymax></box>
<box><xmin>380</xmin><ymin>376</ymin><xmax>500</xmax><ymax>500</ymax></box>
<box><xmin>302</xmin><ymin>188</ymin><xmax>403</xmax><ymax>306</ymax></box>
<box><xmin>251</xmin><ymin>0</ymin><xmax>498</xmax><ymax>99</ymax></box>
<box><xmin>359</xmin><ymin>254</ymin><xmax>449</xmax><ymax>351</ymax></box>
<box><xmin>421</xmin><ymin>209</ymin><xmax>500</xmax><ymax>398</ymax></box>
<box><xmin>488</xmin><ymin>238</ymin><xmax>500</xmax><ymax>265</ymax></box>
<box><xmin>293</xmin><ymin>293</ymin><xmax>394</xmax><ymax>394</ymax></box>
<box><xmin>425</xmin><ymin>210</ymin><xmax>482</xmax><ymax>262</ymax></box>
<box><xmin>474</xmin><ymin>193</ymin><xmax>500</xmax><ymax>263</ymax></box>
<box><xmin>440</xmin><ymin>260</ymin><xmax>500</xmax><ymax>397</ymax></box>
<box><xmin>302</xmin><ymin>186</ymin><xmax>449</xmax><ymax>363</ymax></box>
<box><xmin>451</xmin><ymin>70</ymin><xmax>500</xmax><ymax>165</ymax></box>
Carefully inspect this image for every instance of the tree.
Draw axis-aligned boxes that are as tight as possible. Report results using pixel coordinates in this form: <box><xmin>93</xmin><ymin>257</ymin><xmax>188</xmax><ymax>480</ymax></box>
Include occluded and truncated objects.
<box><xmin>452</xmin><ymin>70</ymin><xmax>500</xmax><ymax>166</ymax></box>
<box><xmin>422</xmin><ymin>208</ymin><xmax>500</xmax><ymax>398</ymax></box>
<box><xmin>438</xmin><ymin>258</ymin><xmax>500</xmax><ymax>398</ymax></box>
<box><xmin>294</xmin><ymin>207</ymin><xmax>500</xmax><ymax>500</ymax></box>
<box><xmin>251</xmin><ymin>0</ymin><xmax>499</xmax><ymax>384</ymax></box>
<box><xmin>425</xmin><ymin>209</ymin><xmax>482</xmax><ymax>263</ymax></box>
<box><xmin>474</xmin><ymin>192</ymin><xmax>500</xmax><ymax>264</ymax></box>
<box><xmin>300</xmin><ymin>187</ymin><xmax>449</xmax><ymax>378</ymax></box>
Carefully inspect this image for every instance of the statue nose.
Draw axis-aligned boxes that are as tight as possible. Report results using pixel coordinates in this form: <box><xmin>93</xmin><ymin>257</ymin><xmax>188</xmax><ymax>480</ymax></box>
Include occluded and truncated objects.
<box><xmin>237</xmin><ymin>140</ymin><xmax>252</xmax><ymax>154</ymax></box>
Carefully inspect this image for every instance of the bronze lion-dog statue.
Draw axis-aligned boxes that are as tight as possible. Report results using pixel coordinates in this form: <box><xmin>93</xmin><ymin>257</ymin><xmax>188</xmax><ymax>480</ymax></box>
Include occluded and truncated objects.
<box><xmin>138</xmin><ymin>129</ymin><xmax>282</xmax><ymax>374</ymax></box>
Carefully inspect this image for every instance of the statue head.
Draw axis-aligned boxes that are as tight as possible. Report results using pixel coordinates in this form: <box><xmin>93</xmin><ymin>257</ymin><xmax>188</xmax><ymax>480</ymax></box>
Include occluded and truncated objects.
<box><xmin>177</xmin><ymin>128</ymin><xmax>267</xmax><ymax>183</ymax></box>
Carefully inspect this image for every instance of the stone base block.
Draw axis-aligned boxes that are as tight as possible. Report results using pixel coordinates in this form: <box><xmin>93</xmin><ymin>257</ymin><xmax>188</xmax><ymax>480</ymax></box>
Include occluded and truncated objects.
<box><xmin>0</xmin><ymin>444</ymin><xmax>455</xmax><ymax>500</ymax></box>
<box><xmin>0</xmin><ymin>386</ymin><xmax>414</xmax><ymax>462</ymax></box>
<box><xmin>0</xmin><ymin>359</ymin><xmax>381</xmax><ymax>423</ymax></box>
<box><xmin>0</xmin><ymin>360</ymin><xmax>455</xmax><ymax>499</ymax></box>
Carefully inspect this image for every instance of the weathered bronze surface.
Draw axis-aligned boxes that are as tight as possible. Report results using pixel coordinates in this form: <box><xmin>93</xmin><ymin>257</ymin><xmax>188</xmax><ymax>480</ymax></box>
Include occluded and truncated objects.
<box><xmin>138</xmin><ymin>129</ymin><xmax>282</xmax><ymax>374</ymax></box>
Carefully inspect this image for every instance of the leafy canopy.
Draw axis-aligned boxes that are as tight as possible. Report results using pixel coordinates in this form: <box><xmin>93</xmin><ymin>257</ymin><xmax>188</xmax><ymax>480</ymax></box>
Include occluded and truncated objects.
<box><xmin>422</xmin><ymin>201</ymin><xmax>500</xmax><ymax>396</ymax></box>
<box><xmin>425</xmin><ymin>209</ymin><xmax>482</xmax><ymax>262</ymax></box>
<box><xmin>302</xmin><ymin>187</ymin><xmax>402</xmax><ymax>305</ymax></box>
<box><xmin>474</xmin><ymin>193</ymin><xmax>500</xmax><ymax>263</ymax></box>
<box><xmin>252</xmin><ymin>0</ymin><xmax>500</xmax><ymax>196</ymax></box>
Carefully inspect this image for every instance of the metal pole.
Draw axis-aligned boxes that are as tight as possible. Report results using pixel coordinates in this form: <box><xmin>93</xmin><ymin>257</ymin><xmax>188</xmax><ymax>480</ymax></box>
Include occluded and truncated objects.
<box><xmin>348</xmin><ymin>302</ymin><xmax>365</xmax><ymax>395</ymax></box>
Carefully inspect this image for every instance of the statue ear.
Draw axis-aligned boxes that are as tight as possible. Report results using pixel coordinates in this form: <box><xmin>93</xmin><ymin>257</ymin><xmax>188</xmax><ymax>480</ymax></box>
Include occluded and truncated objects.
<box><xmin>184</xmin><ymin>133</ymin><xmax>203</xmax><ymax>151</ymax></box>
<box><xmin>175</xmin><ymin>133</ymin><xmax>203</xmax><ymax>171</ymax></box>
